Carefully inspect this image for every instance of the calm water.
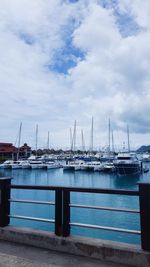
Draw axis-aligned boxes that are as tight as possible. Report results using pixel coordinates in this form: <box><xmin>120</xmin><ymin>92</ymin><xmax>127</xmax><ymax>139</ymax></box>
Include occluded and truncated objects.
<box><xmin>0</xmin><ymin>163</ymin><xmax>150</xmax><ymax>245</ymax></box>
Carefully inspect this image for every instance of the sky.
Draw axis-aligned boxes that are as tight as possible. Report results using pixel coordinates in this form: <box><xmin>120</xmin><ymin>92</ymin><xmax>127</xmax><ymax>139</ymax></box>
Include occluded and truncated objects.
<box><xmin>0</xmin><ymin>0</ymin><xmax>150</xmax><ymax>150</ymax></box>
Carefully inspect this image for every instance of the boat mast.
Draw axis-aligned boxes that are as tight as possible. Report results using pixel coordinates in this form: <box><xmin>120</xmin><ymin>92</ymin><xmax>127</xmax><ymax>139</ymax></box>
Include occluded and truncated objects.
<box><xmin>81</xmin><ymin>130</ymin><xmax>86</xmax><ymax>152</ymax></box>
<box><xmin>108</xmin><ymin>118</ymin><xmax>110</xmax><ymax>156</ymax></box>
<box><xmin>71</xmin><ymin>120</ymin><xmax>76</xmax><ymax>152</ymax></box>
<box><xmin>73</xmin><ymin>120</ymin><xmax>76</xmax><ymax>152</ymax></box>
<box><xmin>17</xmin><ymin>122</ymin><xmax>22</xmax><ymax>161</ymax></box>
<box><xmin>35</xmin><ymin>124</ymin><xmax>38</xmax><ymax>156</ymax></box>
<box><xmin>47</xmin><ymin>131</ymin><xmax>50</xmax><ymax>150</ymax></box>
<box><xmin>127</xmin><ymin>125</ymin><xmax>130</xmax><ymax>152</ymax></box>
<box><xmin>70</xmin><ymin>128</ymin><xmax>73</xmax><ymax>151</ymax></box>
<box><xmin>111</xmin><ymin>128</ymin><xmax>115</xmax><ymax>153</ymax></box>
<box><xmin>89</xmin><ymin>117</ymin><xmax>94</xmax><ymax>153</ymax></box>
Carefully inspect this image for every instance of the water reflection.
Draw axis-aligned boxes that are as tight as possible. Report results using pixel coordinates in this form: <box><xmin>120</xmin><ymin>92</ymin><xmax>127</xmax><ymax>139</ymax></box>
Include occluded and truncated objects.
<box><xmin>0</xmin><ymin>164</ymin><xmax>149</xmax><ymax>245</ymax></box>
<box><xmin>112</xmin><ymin>175</ymin><xmax>140</xmax><ymax>190</ymax></box>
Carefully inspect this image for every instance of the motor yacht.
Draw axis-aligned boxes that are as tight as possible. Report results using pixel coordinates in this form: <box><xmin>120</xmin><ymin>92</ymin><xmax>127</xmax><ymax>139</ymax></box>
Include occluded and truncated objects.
<box><xmin>46</xmin><ymin>161</ymin><xmax>62</xmax><ymax>169</ymax></box>
<box><xmin>0</xmin><ymin>160</ymin><xmax>13</xmax><ymax>169</ymax></box>
<box><xmin>114</xmin><ymin>153</ymin><xmax>141</xmax><ymax>175</ymax></box>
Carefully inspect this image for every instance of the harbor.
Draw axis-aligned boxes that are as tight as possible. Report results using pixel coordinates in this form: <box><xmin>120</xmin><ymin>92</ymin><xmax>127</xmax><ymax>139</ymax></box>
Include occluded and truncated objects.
<box><xmin>0</xmin><ymin>123</ymin><xmax>150</xmax><ymax>248</ymax></box>
<box><xmin>0</xmin><ymin>1</ymin><xmax>150</xmax><ymax>265</ymax></box>
<box><xmin>0</xmin><ymin>152</ymin><xmax>149</xmax><ymax>174</ymax></box>
<box><xmin>0</xmin><ymin>159</ymin><xmax>150</xmax><ymax>246</ymax></box>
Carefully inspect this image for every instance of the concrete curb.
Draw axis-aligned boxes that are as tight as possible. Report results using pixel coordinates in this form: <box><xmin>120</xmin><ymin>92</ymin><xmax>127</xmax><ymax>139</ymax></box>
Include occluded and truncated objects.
<box><xmin>0</xmin><ymin>226</ymin><xmax>149</xmax><ymax>267</ymax></box>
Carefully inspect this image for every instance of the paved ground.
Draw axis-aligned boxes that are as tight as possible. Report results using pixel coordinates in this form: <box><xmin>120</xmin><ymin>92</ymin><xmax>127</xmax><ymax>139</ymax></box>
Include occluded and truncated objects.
<box><xmin>0</xmin><ymin>240</ymin><xmax>131</xmax><ymax>267</ymax></box>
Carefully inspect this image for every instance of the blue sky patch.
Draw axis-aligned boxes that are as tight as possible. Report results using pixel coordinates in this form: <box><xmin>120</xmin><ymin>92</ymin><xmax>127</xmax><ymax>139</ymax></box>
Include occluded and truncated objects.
<box><xmin>18</xmin><ymin>32</ymin><xmax>35</xmax><ymax>45</ymax></box>
<box><xmin>48</xmin><ymin>40</ymin><xmax>85</xmax><ymax>74</ymax></box>
<box><xmin>115</xmin><ymin>11</ymin><xmax>140</xmax><ymax>37</ymax></box>
<box><xmin>100</xmin><ymin>0</ymin><xmax>140</xmax><ymax>37</ymax></box>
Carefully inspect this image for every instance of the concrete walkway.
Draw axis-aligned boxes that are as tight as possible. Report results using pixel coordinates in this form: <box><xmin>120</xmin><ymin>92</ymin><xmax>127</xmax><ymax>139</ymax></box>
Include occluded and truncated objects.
<box><xmin>0</xmin><ymin>240</ymin><xmax>129</xmax><ymax>267</ymax></box>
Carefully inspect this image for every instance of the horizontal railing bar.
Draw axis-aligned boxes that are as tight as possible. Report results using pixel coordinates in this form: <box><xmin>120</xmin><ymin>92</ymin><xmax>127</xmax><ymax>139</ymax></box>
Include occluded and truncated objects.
<box><xmin>67</xmin><ymin>188</ymin><xmax>138</xmax><ymax>195</ymax></box>
<box><xmin>11</xmin><ymin>185</ymin><xmax>61</xmax><ymax>191</ymax></box>
<box><xmin>9</xmin><ymin>199</ymin><xmax>55</xmax><ymax>205</ymax></box>
<box><xmin>70</xmin><ymin>204</ymin><xmax>140</xmax><ymax>213</ymax></box>
<box><xmin>65</xmin><ymin>188</ymin><xmax>139</xmax><ymax>196</ymax></box>
<box><xmin>70</xmin><ymin>222</ymin><xmax>141</xmax><ymax>235</ymax></box>
<box><xmin>10</xmin><ymin>184</ymin><xmax>139</xmax><ymax>196</ymax></box>
<box><xmin>9</xmin><ymin>215</ymin><xmax>54</xmax><ymax>223</ymax></box>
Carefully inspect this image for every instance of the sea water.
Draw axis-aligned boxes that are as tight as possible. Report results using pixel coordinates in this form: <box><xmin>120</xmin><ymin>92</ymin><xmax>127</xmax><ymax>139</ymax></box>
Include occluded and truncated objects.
<box><xmin>0</xmin><ymin>163</ymin><xmax>150</xmax><ymax>245</ymax></box>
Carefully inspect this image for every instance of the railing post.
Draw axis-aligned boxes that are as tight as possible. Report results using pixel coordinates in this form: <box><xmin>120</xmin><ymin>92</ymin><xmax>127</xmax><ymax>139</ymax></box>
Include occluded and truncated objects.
<box><xmin>0</xmin><ymin>177</ymin><xmax>11</xmax><ymax>227</ymax></box>
<box><xmin>139</xmin><ymin>182</ymin><xmax>150</xmax><ymax>251</ymax></box>
<box><xmin>55</xmin><ymin>189</ymin><xmax>63</xmax><ymax>236</ymax></box>
<box><xmin>63</xmin><ymin>189</ymin><xmax>70</xmax><ymax>237</ymax></box>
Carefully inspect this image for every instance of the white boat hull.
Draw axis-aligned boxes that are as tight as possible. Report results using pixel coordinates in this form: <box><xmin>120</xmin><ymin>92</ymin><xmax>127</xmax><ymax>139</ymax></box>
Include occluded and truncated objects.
<box><xmin>31</xmin><ymin>164</ymin><xmax>46</xmax><ymax>169</ymax></box>
<box><xmin>22</xmin><ymin>165</ymin><xmax>31</xmax><ymax>169</ymax></box>
<box><xmin>47</xmin><ymin>165</ymin><xmax>61</xmax><ymax>169</ymax></box>
<box><xmin>11</xmin><ymin>165</ymin><xmax>22</xmax><ymax>169</ymax></box>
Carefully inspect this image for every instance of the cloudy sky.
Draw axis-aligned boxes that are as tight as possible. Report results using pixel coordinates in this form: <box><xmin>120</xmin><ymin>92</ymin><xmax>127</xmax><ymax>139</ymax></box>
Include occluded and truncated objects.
<box><xmin>0</xmin><ymin>0</ymin><xmax>150</xmax><ymax>150</ymax></box>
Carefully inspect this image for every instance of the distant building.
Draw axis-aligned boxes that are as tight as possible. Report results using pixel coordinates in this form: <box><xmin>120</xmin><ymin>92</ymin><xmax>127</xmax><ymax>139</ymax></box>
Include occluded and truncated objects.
<box><xmin>19</xmin><ymin>143</ymin><xmax>31</xmax><ymax>158</ymax></box>
<box><xmin>0</xmin><ymin>143</ymin><xmax>16</xmax><ymax>159</ymax></box>
<box><xmin>0</xmin><ymin>142</ymin><xmax>31</xmax><ymax>160</ymax></box>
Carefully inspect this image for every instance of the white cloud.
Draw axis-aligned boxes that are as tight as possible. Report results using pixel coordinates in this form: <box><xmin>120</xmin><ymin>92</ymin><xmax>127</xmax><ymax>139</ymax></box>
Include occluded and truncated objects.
<box><xmin>0</xmin><ymin>0</ymin><xmax>150</xmax><ymax>149</ymax></box>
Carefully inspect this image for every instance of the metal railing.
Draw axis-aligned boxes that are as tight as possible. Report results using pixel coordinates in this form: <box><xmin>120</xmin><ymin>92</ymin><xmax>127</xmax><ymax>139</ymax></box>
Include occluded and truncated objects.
<box><xmin>61</xmin><ymin>187</ymin><xmax>140</xmax><ymax>237</ymax></box>
<box><xmin>9</xmin><ymin>198</ymin><xmax>55</xmax><ymax>224</ymax></box>
<box><xmin>10</xmin><ymin>184</ymin><xmax>64</xmax><ymax>236</ymax></box>
<box><xmin>69</xmin><ymin>204</ymin><xmax>140</xmax><ymax>235</ymax></box>
<box><xmin>0</xmin><ymin>178</ymin><xmax>150</xmax><ymax>251</ymax></box>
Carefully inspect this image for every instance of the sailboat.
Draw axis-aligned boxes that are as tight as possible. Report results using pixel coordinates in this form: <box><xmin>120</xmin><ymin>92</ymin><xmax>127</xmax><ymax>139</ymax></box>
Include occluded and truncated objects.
<box><xmin>11</xmin><ymin>123</ymin><xmax>23</xmax><ymax>169</ymax></box>
<box><xmin>100</xmin><ymin>119</ymin><xmax>115</xmax><ymax>162</ymax></box>
<box><xmin>28</xmin><ymin>125</ymin><xmax>46</xmax><ymax>169</ymax></box>
<box><xmin>89</xmin><ymin>116</ymin><xmax>94</xmax><ymax>154</ymax></box>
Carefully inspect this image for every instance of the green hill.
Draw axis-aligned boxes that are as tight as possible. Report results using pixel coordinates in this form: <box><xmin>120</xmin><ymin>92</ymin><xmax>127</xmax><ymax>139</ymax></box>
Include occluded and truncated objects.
<box><xmin>136</xmin><ymin>145</ymin><xmax>150</xmax><ymax>153</ymax></box>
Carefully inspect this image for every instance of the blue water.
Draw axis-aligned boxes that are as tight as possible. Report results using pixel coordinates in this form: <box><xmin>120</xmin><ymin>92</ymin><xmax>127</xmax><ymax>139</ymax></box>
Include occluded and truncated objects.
<box><xmin>0</xmin><ymin>163</ymin><xmax>150</xmax><ymax>245</ymax></box>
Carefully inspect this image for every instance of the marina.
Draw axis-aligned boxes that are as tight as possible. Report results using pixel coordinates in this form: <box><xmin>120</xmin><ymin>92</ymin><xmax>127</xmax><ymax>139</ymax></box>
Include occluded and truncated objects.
<box><xmin>1</xmin><ymin>1</ymin><xmax>150</xmax><ymax>265</ymax></box>
<box><xmin>0</xmin><ymin>159</ymin><xmax>150</xmax><ymax>246</ymax></box>
<box><xmin>0</xmin><ymin>152</ymin><xmax>147</xmax><ymax>174</ymax></box>
<box><xmin>0</xmin><ymin>136</ymin><xmax>149</xmax><ymax>247</ymax></box>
